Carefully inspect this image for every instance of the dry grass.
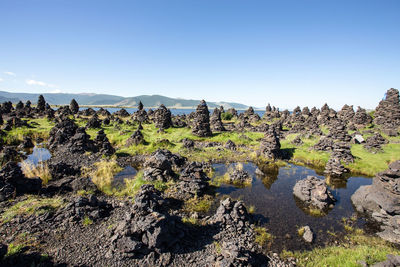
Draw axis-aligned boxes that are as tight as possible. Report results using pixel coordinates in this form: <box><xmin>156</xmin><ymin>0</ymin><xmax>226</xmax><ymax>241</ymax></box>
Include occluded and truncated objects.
<box><xmin>20</xmin><ymin>161</ymin><xmax>52</xmax><ymax>185</ymax></box>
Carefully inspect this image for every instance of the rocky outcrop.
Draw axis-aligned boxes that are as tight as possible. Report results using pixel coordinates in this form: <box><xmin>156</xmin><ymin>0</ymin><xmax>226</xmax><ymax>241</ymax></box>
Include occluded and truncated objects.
<box><xmin>352</xmin><ymin>161</ymin><xmax>400</xmax><ymax>243</ymax></box>
<box><xmin>293</xmin><ymin>176</ymin><xmax>336</xmax><ymax>210</ymax></box>
<box><xmin>191</xmin><ymin>100</ymin><xmax>212</xmax><ymax>137</ymax></box>
<box><xmin>228</xmin><ymin>169</ymin><xmax>252</xmax><ymax>186</ymax></box>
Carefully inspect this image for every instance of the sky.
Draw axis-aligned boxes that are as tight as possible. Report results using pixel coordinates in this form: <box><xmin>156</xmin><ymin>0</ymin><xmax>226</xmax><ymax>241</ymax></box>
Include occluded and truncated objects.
<box><xmin>0</xmin><ymin>0</ymin><xmax>399</xmax><ymax>110</ymax></box>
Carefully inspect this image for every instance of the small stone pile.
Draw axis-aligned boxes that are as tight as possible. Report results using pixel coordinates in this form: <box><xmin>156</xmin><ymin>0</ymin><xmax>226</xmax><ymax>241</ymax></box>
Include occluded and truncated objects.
<box><xmin>228</xmin><ymin>169</ymin><xmax>252</xmax><ymax>185</ymax></box>
<box><xmin>173</xmin><ymin>162</ymin><xmax>210</xmax><ymax>200</ymax></box>
<box><xmin>94</xmin><ymin>130</ymin><xmax>115</xmax><ymax>156</ymax></box>
<box><xmin>113</xmin><ymin>108</ymin><xmax>130</xmax><ymax>117</ymax></box>
<box><xmin>324</xmin><ymin>156</ymin><xmax>348</xmax><ymax>177</ymax></box>
<box><xmin>352</xmin><ymin>161</ymin><xmax>400</xmax><ymax>243</ymax></box>
<box><xmin>133</xmin><ymin>101</ymin><xmax>148</xmax><ymax>123</ymax></box>
<box><xmin>337</xmin><ymin>104</ymin><xmax>355</xmax><ymax>122</ymax></box>
<box><xmin>86</xmin><ymin>115</ymin><xmax>102</xmax><ymax>129</ymax></box>
<box><xmin>48</xmin><ymin>118</ymin><xmax>79</xmax><ymax>150</ymax></box>
<box><xmin>0</xmin><ymin>162</ymin><xmax>42</xmax><ymax>201</ymax></box>
<box><xmin>109</xmin><ymin>185</ymin><xmax>185</xmax><ymax>257</ymax></box>
<box><xmin>142</xmin><ymin>149</ymin><xmax>185</xmax><ymax>182</ymax></box>
<box><xmin>328</xmin><ymin>120</ymin><xmax>351</xmax><ymax>142</ymax></box>
<box><xmin>126</xmin><ymin>129</ymin><xmax>145</xmax><ymax>146</ymax></box>
<box><xmin>225</xmin><ymin>139</ymin><xmax>237</xmax><ymax>150</ymax></box>
<box><xmin>374</xmin><ymin>88</ymin><xmax>400</xmax><ymax>128</ymax></box>
<box><xmin>96</xmin><ymin>108</ymin><xmax>111</xmax><ymax>117</ymax></box>
<box><xmin>363</xmin><ymin>133</ymin><xmax>388</xmax><ymax>151</ymax></box>
<box><xmin>332</xmin><ymin>142</ymin><xmax>354</xmax><ymax>164</ymax></box>
<box><xmin>182</xmin><ymin>138</ymin><xmax>195</xmax><ymax>149</ymax></box>
<box><xmin>313</xmin><ymin>137</ymin><xmax>334</xmax><ymax>151</ymax></box>
<box><xmin>291</xmin><ymin>135</ymin><xmax>303</xmax><ymax>146</ymax></box>
<box><xmin>154</xmin><ymin>104</ymin><xmax>173</xmax><ymax>131</ymax></box>
<box><xmin>353</xmin><ymin>106</ymin><xmax>372</xmax><ymax>126</ymax></box>
<box><xmin>293</xmin><ymin>176</ymin><xmax>336</xmax><ymax>210</ymax></box>
<box><xmin>258</xmin><ymin>128</ymin><xmax>281</xmax><ymax>159</ymax></box>
<box><xmin>210</xmin><ymin>108</ymin><xmax>225</xmax><ymax>131</ymax></box>
<box><xmin>192</xmin><ymin>100</ymin><xmax>212</xmax><ymax>137</ymax></box>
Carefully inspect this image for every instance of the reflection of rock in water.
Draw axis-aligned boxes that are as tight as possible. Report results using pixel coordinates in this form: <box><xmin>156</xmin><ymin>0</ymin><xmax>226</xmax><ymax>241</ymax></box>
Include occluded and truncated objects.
<box><xmin>293</xmin><ymin>196</ymin><xmax>331</xmax><ymax>217</ymax></box>
<box><xmin>325</xmin><ymin>175</ymin><xmax>347</xmax><ymax>189</ymax></box>
<box><xmin>256</xmin><ymin>162</ymin><xmax>279</xmax><ymax>189</ymax></box>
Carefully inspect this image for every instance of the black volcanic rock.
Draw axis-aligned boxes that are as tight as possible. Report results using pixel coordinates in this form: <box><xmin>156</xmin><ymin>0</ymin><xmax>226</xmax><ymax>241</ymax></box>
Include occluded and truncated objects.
<box><xmin>154</xmin><ymin>104</ymin><xmax>173</xmax><ymax>130</ymax></box>
<box><xmin>374</xmin><ymin>88</ymin><xmax>400</xmax><ymax>128</ymax></box>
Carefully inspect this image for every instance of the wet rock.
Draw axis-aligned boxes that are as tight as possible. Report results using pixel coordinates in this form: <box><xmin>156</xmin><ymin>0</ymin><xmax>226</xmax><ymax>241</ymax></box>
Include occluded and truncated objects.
<box><xmin>257</xmin><ymin>128</ymin><xmax>281</xmax><ymax>159</ymax></box>
<box><xmin>363</xmin><ymin>133</ymin><xmax>388</xmax><ymax>151</ymax></box>
<box><xmin>94</xmin><ymin>130</ymin><xmax>115</xmax><ymax>156</ymax></box>
<box><xmin>174</xmin><ymin>162</ymin><xmax>210</xmax><ymax>200</ymax></box>
<box><xmin>374</xmin><ymin>88</ymin><xmax>400</xmax><ymax>128</ymax></box>
<box><xmin>192</xmin><ymin>100</ymin><xmax>212</xmax><ymax>137</ymax></box>
<box><xmin>210</xmin><ymin>108</ymin><xmax>226</xmax><ymax>132</ymax></box>
<box><xmin>229</xmin><ymin>169</ymin><xmax>252</xmax><ymax>185</ymax></box>
<box><xmin>154</xmin><ymin>104</ymin><xmax>173</xmax><ymax>130</ymax></box>
<box><xmin>126</xmin><ymin>129</ymin><xmax>145</xmax><ymax>146</ymax></box>
<box><xmin>301</xmin><ymin>226</ymin><xmax>314</xmax><ymax>243</ymax></box>
<box><xmin>293</xmin><ymin>176</ymin><xmax>336</xmax><ymax>210</ymax></box>
<box><xmin>225</xmin><ymin>139</ymin><xmax>237</xmax><ymax>150</ymax></box>
<box><xmin>86</xmin><ymin>115</ymin><xmax>102</xmax><ymax>129</ymax></box>
<box><xmin>352</xmin><ymin>161</ymin><xmax>400</xmax><ymax>243</ymax></box>
<box><xmin>324</xmin><ymin>156</ymin><xmax>348</xmax><ymax>177</ymax></box>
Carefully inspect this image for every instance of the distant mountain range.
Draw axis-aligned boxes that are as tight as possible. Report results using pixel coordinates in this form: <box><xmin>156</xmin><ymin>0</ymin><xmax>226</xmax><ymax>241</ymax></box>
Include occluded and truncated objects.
<box><xmin>0</xmin><ymin>91</ymin><xmax>250</xmax><ymax>109</ymax></box>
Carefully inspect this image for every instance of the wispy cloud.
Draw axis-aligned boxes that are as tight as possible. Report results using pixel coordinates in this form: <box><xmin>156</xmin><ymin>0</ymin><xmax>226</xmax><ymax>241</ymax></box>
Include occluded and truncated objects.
<box><xmin>0</xmin><ymin>78</ymin><xmax>3</xmax><ymax>82</ymax></box>
<box><xmin>26</xmin><ymin>79</ymin><xmax>57</xmax><ymax>88</ymax></box>
<box><xmin>4</xmin><ymin>71</ymin><xmax>16</xmax><ymax>76</ymax></box>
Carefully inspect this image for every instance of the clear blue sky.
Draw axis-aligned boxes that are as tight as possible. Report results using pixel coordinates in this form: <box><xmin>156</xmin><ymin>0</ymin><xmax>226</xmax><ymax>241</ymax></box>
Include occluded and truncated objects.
<box><xmin>0</xmin><ymin>0</ymin><xmax>399</xmax><ymax>109</ymax></box>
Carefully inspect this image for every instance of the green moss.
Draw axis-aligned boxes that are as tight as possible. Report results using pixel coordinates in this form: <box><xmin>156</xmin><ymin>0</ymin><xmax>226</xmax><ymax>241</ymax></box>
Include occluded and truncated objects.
<box><xmin>6</xmin><ymin>243</ymin><xmax>25</xmax><ymax>257</ymax></box>
<box><xmin>82</xmin><ymin>216</ymin><xmax>93</xmax><ymax>226</ymax></box>
<box><xmin>184</xmin><ymin>195</ymin><xmax>213</xmax><ymax>213</ymax></box>
<box><xmin>254</xmin><ymin>227</ymin><xmax>274</xmax><ymax>246</ymax></box>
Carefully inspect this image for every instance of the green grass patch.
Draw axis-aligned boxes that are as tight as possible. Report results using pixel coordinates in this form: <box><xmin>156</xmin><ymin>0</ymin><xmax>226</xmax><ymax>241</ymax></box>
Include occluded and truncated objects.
<box><xmin>1</xmin><ymin>196</ymin><xmax>64</xmax><ymax>223</ymax></box>
<box><xmin>281</xmin><ymin>232</ymin><xmax>400</xmax><ymax>267</ymax></box>
<box><xmin>184</xmin><ymin>195</ymin><xmax>213</xmax><ymax>213</ymax></box>
<box><xmin>254</xmin><ymin>227</ymin><xmax>274</xmax><ymax>246</ymax></box>
<box><xmin>82</xmin><ymin>216</ymin><xmax>93</xmax><ymax>226</ymax></box>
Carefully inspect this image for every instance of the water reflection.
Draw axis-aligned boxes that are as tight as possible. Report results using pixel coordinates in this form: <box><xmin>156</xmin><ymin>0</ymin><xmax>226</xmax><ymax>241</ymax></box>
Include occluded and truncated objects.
<box><xmin>211</xmin><ymin>162</ymin><xmax>372</xmax><ymax>251</ymax></box>
<box><xmin>21</xmin><ymin>146</ymin><xmax>51</xmax><ymax>166</ymax></box>
<box><xmin>113</xmin><ymin>166</ymin><xmax>137</xmax><ymax>187</ymax></box>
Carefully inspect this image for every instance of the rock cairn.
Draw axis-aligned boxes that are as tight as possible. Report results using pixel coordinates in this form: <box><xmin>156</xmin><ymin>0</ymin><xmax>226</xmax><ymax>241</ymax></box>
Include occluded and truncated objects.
<box><xmin>192</xmin><ymin>100</ymin><xmax>212</xmax><ymax>137</ymax></box>
<box><xmin>154</xmin><ymin>104</ymin><xmax>173</xmax><ymax>131</ymax></box>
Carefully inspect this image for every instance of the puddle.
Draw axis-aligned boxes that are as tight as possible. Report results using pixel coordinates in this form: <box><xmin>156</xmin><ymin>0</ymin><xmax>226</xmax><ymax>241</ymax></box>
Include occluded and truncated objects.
<box><xmin>211</xmin><ymin>162</ymin><xmax>373</xmax><ymax>251</ymax></box>
<box><xmin>20</xmin><ymin>146</ymin><xmax>51</xmax><ymax>166</ymax></box>
<box><xmin>113</xmin><ymin>166</ymin><xmax>137</xmax><ymax>187</ymax></box>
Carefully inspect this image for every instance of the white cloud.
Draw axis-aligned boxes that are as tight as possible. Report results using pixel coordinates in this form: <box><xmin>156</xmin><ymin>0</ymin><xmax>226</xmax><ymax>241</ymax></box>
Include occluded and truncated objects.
<box><xmin>0</xmin><ymin>78</ymin><xmax>3</xmax><ymax>82</ymax></box>
<box><xmin>50</xmin><ymin>89</ymin><xmax>62</xmax><ymax>93</ymax></box>
<box><xmin>4</xmin><ymin>71</ymin><xmax>16</xmax><ymax>76</ymax></box>
<box><xmin>26</xmin><ymin>79</ymin><xmax>57</xmax><ymax>88</ymax></box>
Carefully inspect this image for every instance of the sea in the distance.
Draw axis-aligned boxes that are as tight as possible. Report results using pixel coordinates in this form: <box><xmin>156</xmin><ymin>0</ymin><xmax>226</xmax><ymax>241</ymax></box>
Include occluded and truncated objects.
<box><xmin>81</xmin><ymin>107</ymin><xmax>266</xmax><ymax>117</ymax></box>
